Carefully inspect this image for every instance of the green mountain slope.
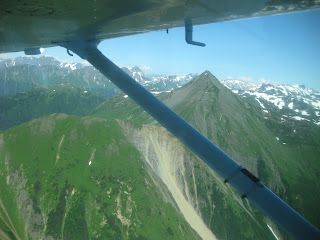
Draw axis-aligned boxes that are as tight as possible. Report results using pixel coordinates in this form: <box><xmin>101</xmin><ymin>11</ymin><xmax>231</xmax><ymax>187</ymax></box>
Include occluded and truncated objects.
<box><xmin>160</xmin><ymin>72</ymin><xmax>320</xmax><ymax>231</ymax></box>
<box><xmin>92</xmin><ymin>71</ymin><xmax>320</xmax><ymax>238</ymax></box>
<box><xmin>119</xmin><ymin>122</ymin><xmax>275</xmax><ymax>240</ymax></box>
<box><xmin>0</xmin><ymin>114</ymin><xmax>201</xmax><ymax>240</ymax></box>
<box><xmin>1</xmin><ymin>70</ymin><xmax>319</xmax><ymax>239</ymax></box>
<box><xmin>0</xmin><ymin>85</ymin><xmax>106</xmax><ymax>130</ymax></box>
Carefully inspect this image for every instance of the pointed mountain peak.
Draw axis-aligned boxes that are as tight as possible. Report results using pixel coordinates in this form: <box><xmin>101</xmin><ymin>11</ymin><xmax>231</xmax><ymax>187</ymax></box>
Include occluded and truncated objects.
<box><xmin>130</xmin><ymin>66</ymin><xmax>144</xmax><ymax>74</ymax></box>
<box><xmin>161</xmin><ymin>70</ymin><xmax>237</xmax><ymax>112</ymax></box>
<box><xmin>199</xmin><ymin>70</ymin><xmax>218</xmax><ymax>80</ymax></box>
<box><xmin>196</xmin><ymin>70</ymin><xmax>219</xmax><ymax>82</ymax></box>
<box><xmin>185</xmin><ymin>70</ymin><xmax>225</xmax><ymax>91</ymax></box>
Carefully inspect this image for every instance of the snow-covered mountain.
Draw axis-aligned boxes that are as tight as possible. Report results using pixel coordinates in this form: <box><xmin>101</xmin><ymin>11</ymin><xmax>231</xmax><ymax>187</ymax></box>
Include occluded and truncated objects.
<box><xmin>122</xmin><ymin>66</ymin><xmax>151</xmax><ymax>85</ymax></box>
<box><xmin>150</xmin><ymin>74</ymin><xmax>196</xmax><ymax>89</ymax></box>
<box><xmin>222</xmin><ymin>79</ymin><xmax>320</xmax><ymax>126</ymax></box>
<box><xmin>6</xmin><ymin>56</ymin><xmax>318</xmax><ymax>126</ymax></box>
<box><xmin>221</xmin><ymin>79</ymin><xmax>259</xmax><ymax>91</ymax></box>
<box><xmin>0</xmin><ymin>56</ymin><xmax>197</xmax><ymax>96</ymax></box>
<box><xmin>0</xmin><ymin>56</ymin><xmax>84</xmax><ymax>71</ymax></box>
<box><xmin>121</xmin><ymin>66</ymin><xmax>197</xmax><ymax>90</ymax></box>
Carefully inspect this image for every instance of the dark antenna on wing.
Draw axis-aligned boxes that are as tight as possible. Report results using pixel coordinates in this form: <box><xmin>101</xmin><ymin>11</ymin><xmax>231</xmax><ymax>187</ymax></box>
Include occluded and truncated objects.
<box><xmin>67</xmin><ymin>49</ymin><xmax>74</xmax><ymax>56</ymax></box>
<box><xmin>184</xmin><ymin>18</ymin><xmax>205</xmax><ymax>47</ymax></box>
<box><xmin>66</xmin><ymin>42</ymin><xmax>74</xmax><ymax>56</ymax></box>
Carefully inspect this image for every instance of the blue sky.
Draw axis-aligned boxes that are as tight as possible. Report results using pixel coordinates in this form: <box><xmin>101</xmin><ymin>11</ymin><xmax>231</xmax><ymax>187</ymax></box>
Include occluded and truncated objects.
<box><xmin>1</xmin><ymin>10</ymin><xmax>320</xmax><ymax>90</ymax></box>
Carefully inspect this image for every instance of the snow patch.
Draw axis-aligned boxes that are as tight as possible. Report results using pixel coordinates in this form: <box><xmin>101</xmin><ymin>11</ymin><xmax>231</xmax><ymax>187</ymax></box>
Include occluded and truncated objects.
<box><xmin>55</xmin><ymin>135</ymin><xmax>65</xmax><ymax>165</ymax></box>
<box><xmin>288</xmin><ymin>102</ymin><xmax>293</xmax><ymax>109</ymax></box>
<box><xmin>277</xmin><ymin>101</ymin><xmax>285</xmax><ymax>109</ymax></box>
<box><xmin>124</xmin><ymin>95</ymin><xmax>128</xmax><ymax>98</ymax></box>
<box><xmin>266</xmin><ymin>86</ymin><xmax>274</xmax><ymax>91</ymax></box>
<box><xmin>64</xmin><ymin>63</ymin><xmax>77</xmax><ymax>70</ymax></box>
<box><xmin>267</xmin><ymin>224</ymin><xmax>280</xmax><ymax>240</ymax></box>
<box><xmin>292</xmin><ymin>116</ymin><xmax>310</xmax><ymax>121</ymax></box>
<box><xmin>311</xmin><ymin>100</ymin><xmax>320</xmax><ymax>109</ymax></box>
<box><xmin>255</xmin><ymin>98</ymin><xmax>265</xmax><ymax>109</ymax></box>
<box><xmin>279</xmin><ymin>85</ymin><xmax>288</xmax><ymax>96</ymax></box>
<box><xmin>88</xmin><ymin>149</ymin><xmax>96</xmax><ymax>166</ymax></box>
<box><xmin>242</xmin><ymin>91</ymin><xmax>285</xmax><ymax>109</ymax></box>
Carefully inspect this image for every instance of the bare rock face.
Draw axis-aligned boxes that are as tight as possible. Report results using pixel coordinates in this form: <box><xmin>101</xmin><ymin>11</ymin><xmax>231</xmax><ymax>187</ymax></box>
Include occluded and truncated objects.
<box><xmin>120</xmin><ymin>121</ymin><xmax>217</xmax><ymax>240</ymax></box>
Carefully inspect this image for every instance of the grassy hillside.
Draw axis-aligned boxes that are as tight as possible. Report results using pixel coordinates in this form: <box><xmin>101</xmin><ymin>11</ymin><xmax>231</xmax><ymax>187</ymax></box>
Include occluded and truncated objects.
<box><xmin>0</xmin><ymin>114</ymin><xmax>200</xmax><ymax>240</ymax></box>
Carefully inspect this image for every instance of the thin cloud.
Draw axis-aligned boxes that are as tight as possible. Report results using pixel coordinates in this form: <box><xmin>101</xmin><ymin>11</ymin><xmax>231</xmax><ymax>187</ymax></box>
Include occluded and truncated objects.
<box><xmin>141</xmin><ymin>66</ymin><xmax>151</xmax><ymax>71</ymax></box>
<box><xmin>80</xmin><ymin>60</ymin><xmax>90</xmax><ymax>66</ymax></box>
<box><xmin>258</xmin><ymin>78</ymin><xmax>278</xmax><ymax>85</ymax></box>
<box><xmin>44</xmin><ymin>54</ymin><xmax>72</xmax><ymax>63</ymax></box>
<box><xmin>239</xmin><ymin>76</ymin><xmax>254</xmax><ymax>82</ymax></box>
<box><xmin>0</xmin><ymin>53</ymin><xmax>15</xmax><ymax>59</ymax></box>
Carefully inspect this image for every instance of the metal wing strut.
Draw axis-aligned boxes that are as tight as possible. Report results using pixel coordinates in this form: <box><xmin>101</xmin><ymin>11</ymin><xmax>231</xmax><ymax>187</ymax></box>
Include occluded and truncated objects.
<box><xmin>63</xmin><ymin>40</ymin><xmax>320</xmax><ymax>239</ymax></box>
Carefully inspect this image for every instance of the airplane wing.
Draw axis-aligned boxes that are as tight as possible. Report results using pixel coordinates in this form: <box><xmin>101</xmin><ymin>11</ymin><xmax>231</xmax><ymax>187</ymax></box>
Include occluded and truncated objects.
<box><xmin>1</xmin><ymin>1</ymin><xmax>320</xmax><ymax>238</ymax></box>
<box><xmin>1</xmin><ymin>0</ymin><xmax>320</xmax><ymax>53</ymax></box>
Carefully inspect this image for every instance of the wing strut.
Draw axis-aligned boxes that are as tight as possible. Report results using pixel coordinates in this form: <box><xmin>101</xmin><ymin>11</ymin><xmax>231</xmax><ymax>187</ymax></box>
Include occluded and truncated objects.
<box><xmin>63</xmin><ymin>40</ymin><xmax>320</xmax><ymax>239</ymax></box>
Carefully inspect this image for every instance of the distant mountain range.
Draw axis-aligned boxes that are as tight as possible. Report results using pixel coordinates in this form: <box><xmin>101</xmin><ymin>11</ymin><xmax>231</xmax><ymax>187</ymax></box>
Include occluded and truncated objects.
<box><xmin>1</xmin><ymin>56</ymin><xmax>319</xmax><ymax>128</ymax></box>
<box><xmin>122</xmin><ymin>65</ymin><xmax>195</xmax><ymax>90</ymax></box>
<box><xmin>222</xmin><ymin>79</ymin><xmax>320</xmax><ymax>126</ymax></box>
<box><xmin>0</xmin><ymin>56</ymin><xmax>84</xmax><ymax>71</ymax></box>
<box><xmin>0</xmin><ymin>56</ymin><xmax>197</xmax><ymax>96</ymax></box>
